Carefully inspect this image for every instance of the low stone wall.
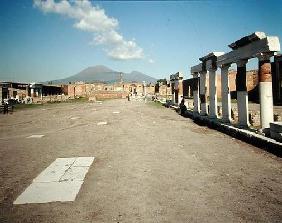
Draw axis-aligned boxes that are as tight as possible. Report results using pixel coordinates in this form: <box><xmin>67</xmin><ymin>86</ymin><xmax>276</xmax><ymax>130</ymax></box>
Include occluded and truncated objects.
<box><xmin>90</xmin><ymin>91</ymin><xmax>128</xmax><ymax>100</ymax></box>
<box><xmin>32</xmin><ymin>95</ymin><xmax>69</xmax><ymax>103</ymax></box>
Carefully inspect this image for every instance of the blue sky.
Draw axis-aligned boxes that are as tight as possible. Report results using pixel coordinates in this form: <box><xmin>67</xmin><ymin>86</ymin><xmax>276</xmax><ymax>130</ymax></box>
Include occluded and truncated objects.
<box><xmin>0</xmin><ymin>0</ymin><xmax>281</xmax><ymax>82</ymax></box>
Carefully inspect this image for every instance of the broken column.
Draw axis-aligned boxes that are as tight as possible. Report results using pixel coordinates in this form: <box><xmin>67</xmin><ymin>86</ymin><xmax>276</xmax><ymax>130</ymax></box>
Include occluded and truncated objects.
<box><xmin>221</xmin><ymin>64</ymin><xmax>231</xmax><ymax>123</ymax></box>
<box><xmin>258</xmin><ymin>54</ymin><xmax>274</xmax><ymax>131</ymax></box>
<box><xmin>236</xmin><ymin>59</ymin><xmax>249</xmax><ymax>127</ymax></box>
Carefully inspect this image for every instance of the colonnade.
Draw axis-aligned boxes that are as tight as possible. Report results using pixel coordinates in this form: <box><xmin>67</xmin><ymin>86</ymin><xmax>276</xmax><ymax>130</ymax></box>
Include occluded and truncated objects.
<box><xmin>191</xmin><ymin>32</ymin><xmax>280</xmax><ymax>132</ymax></box>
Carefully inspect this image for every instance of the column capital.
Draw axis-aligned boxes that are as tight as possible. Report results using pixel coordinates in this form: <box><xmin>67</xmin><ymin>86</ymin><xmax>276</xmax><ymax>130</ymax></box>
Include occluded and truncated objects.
<box><xmin>221</xmin><ymin>63</ymin><xmax>231</xmax><ymax>70</ymax></box>
<box><xmin>257</xmin><ymin>52</ymin><xmax>273</xmax><ymax>61</ymax></box>
<box><xmin>192</xmin><ymin>72</ymin><xmax>199</xmax><ymax>78</ymax></box>
<box><xmin>199</xmin><ymin>70</ymin><xmax>207</xmax><ymax>75</ymax></box>
<box><xmin>236</xmin><ymin>59</ymin><xmax>248</xmax><ymax>67</ymax></box>
<box><xmin>207</xmin><ymin>67</ymin><xmax>217</xmax><ymax>72</ymax></box>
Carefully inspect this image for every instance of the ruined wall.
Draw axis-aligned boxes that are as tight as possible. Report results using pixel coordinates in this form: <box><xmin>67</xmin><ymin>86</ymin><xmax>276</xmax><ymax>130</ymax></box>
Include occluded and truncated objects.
<box><xmin>146</xmin><ymin>85</ymin><xmax>155</xmax><ymax>95</ymax></box>
<box><xmin>91</xmin><ymin>91</ymin><xmax>127</xmax><ymax>100</ymax></box>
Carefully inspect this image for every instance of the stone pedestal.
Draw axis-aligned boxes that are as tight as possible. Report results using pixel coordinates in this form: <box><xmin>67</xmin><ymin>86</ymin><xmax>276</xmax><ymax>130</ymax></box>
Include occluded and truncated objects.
<box><xmin>270</xmin><ymin>122</ymin><xmax>282</xmax><ymax>142</ymax></box>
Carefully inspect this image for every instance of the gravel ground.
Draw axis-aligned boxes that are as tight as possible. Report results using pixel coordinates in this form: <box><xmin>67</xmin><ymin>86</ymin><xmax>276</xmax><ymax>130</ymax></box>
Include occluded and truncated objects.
<box><xmin>0</xmin><ymin>99</ymin><xmax>281</xmax><ymax>223</ymax></box>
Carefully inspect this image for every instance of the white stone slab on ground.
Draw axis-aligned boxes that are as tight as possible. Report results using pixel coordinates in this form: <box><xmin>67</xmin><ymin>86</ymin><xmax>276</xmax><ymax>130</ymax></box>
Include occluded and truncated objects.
<box><xmin>70</xmin><ymin>117</ymin><xmax>80</xmax><ymax>120</ymax></box>
<box><xmin>33</xmin><ymin>158</ymin><xmax>76</xmax><ymax>183</ymax></box>
<box><xmin>26</xmin><ymin>135</ymin><xmax>44</xmax><ymax>138</ymax></box>
<box><xmin>73</xmin><ymin>157</ymin><xmax>95</xmax><ymax>167</ymax></box>
<box><xmin>97</xmin><ymin>121</ymin><xmax>107</xmax><ymax>125</ymax></box>
<box><xmin>13</xmin><ymin>157</ymin><xmax>95</xmax><ymax>204</ymax></box>
<box><xmin>113</xmin><ymin>111</ymin><xmax>120</xmax><ymax>114</ymax></box>
<box><xmin>13</xmin><ymin>181</ymin><xmax>83</xmax><ymax>204</ymax></box>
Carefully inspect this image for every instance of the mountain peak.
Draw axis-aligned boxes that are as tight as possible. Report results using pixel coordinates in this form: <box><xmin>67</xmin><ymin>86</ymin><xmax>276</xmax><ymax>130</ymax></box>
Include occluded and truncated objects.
<box><xmin>83</xmin><ymin>65</ymin><xmax>114</xmax><ymax>73</ymax></box>
<box><xmin>48</xmin><ymin>65</ymin><xmax>156</xmax><ymax>84</ymax></box>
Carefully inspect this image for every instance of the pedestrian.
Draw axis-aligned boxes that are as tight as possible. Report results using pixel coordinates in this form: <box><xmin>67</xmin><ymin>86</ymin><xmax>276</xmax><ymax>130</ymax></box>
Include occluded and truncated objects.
<box><xmin>179</xmin><ymin>97</ymin><xmax>187</xmax><ymax>115</ymax></box>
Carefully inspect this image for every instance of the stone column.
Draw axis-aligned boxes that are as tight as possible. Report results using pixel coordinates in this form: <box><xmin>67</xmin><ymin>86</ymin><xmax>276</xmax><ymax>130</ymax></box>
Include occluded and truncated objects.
<box><xmin>143</xmin><ymin>81</ymin><xmax>146</xmax><ymax>96</ymax></box>
<box><xmin>208</xmin><ymin>68</ymin><xmax>217</xmax><ymax>119</ymax></box>
<box><xmin>221</xmin><ymin>64</ymin><xmax>231</xmax><ymax>123</ymax></box>
<box><xmin>171</xmin><ymin>82</ymin><xmax>175</xmax><ymax>104</ymax></box>
<box><xmin>193</xmin><ymin>73</ymin><xmax>200</xmax><ymax>115</ymax></box>
<box><xmin>40</xmin><ymin>87</ymin><xmax>43</xmax><ymax>100</ymax></box>
<box><xmin>236</xmin><ymin>59</ymin><xmax>249</xmax><ymax>127</ymax></box>
<box><xmin>199</xmin><ymin>71</ymin><xmax>208</xmax><ymax>115</ymax></box>
<box><xmin>258</xmin><ymin>54</ymin><xmax>274</xmax><ymax>131</ymax></box>
<box><xmin>178</xmin><ymin>79</ymin><xmax>183</xmax><ymax>104</ymax></box>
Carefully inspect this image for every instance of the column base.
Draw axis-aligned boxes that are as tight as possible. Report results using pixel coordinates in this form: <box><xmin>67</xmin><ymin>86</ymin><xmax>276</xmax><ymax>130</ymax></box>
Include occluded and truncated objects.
<box><xmin>222</xmin><ymin>117</ymin><xmax>231</xmax><ymax>124</ymax></box>
<box><xmin>209</xmin><ymin>115</ymin><xmax>217</xmax><ymax>119</ymax></box>
<box><xmin>193</xmin><ymin>111</ymin><xmax>200</xmax><ymax>118</ymax></box>
<box><xmin>200</xmin><ymin>103</ymin><xmax>207</xmax><ymax>116</ymax></box>
<box><xmin>237</xmin><ymin>123</ymin><xmax>250</xmax><ymax>129</ymax></box>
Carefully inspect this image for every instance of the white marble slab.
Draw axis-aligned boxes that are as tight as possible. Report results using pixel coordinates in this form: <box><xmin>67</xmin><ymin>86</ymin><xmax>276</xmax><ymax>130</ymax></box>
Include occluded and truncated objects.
<box><xmin>97</xmin><ymin>122</ymin><xmax>107</xmax><ymax>125</ymax></box>
<box><xmin>113</xmin><ymin>111</ymin><xmax>120</xmax><ymax>114</ymax></box>
<box><xmin>70</xmin><ymin>117</ymin><xmax>80</xmax><ymax>120</ymax></box>
<box><xmin>73</xmin><ymin>157</ymin><xmax>95</xmax><ymax>167</ymax></box>
<box><xmin>26</xmin><ymin>135</ymin><xmax>44</xmax><ymax>138</ymax></box>
<box><xmin>33</xmin><ymin>158</ymin><xmax>76</xmax><ymax>183</ymax></box>
<box><xmin>13</xmin><ymin>181</ymin><xmax>83</xmax><ymax>204</ymax></box>
<box><xmin>60</xmin><ymin>166</ymin><xmax>89</xmax><ymax>182</ymax></box>
<box><xmin>14</xmin><ymin>157</ymin><xmax>95</xmax><ymax>204</ymax></box>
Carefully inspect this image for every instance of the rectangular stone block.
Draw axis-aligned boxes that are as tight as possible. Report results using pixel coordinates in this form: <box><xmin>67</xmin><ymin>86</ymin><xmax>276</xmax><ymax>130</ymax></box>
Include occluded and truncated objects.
<box><xmin>14</xmin><ymin>181</ymin><xmax>83</xmax><ymax>204</ymax></box>
<box><xmin>14</xmin><ymin>157</ymin><xmax>95</xmax><ymax>204</ymax></box>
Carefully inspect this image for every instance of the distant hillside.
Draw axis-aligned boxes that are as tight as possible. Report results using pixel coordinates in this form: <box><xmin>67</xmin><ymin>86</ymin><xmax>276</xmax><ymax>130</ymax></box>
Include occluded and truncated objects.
<box><xmin>47</xmin><ymin>65</ymin><xmax>157</xmax><ymax>84</ymax></box>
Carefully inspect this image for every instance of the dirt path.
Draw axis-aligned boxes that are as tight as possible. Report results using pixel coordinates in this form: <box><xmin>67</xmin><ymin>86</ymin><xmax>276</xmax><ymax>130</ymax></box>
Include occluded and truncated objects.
<box><xmin>0</xmin><ymin>100</ymin><xmax>281</xmax><ymax>222</ymax></box>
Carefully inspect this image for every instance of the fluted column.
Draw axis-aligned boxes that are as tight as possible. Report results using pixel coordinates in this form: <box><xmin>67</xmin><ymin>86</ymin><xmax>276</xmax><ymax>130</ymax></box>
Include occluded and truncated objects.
<box><xmin>258</xmin><ymin>54</ymin><xmax>274</xmax><ymax>131</ymax></box>
<box><xmin>236</xmin><ymin>59</ymin><xmax>249</xmax><ymax>127</ymax></box>
<box><xmin>199</xmin><ymin>71</ymin><xmax>208</xmax><ymax>116</ymax></box>
<box><xmin>221</xmin><ymin>64</ymin><xmax>231</xmax><ymax>123</ymax></box>
<box><xmin>208</xmin><ymin>68</ymin><xmax>217</xmax><ymax>119</ymax></box>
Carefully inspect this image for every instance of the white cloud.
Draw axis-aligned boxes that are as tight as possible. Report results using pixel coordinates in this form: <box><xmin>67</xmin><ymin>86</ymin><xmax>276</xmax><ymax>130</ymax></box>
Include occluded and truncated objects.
<box><xmin>34</xmin><ymin>0</ymin><xmax>143</xmax><ymax>60</ymax></box>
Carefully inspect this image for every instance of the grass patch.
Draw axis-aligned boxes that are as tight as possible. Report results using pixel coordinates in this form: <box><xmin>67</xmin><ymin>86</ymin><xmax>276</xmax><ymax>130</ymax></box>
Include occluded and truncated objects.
<box><xmin>13</xmin><ymin>103</ymin><xmax>44</xmax><ymax>110</ymax></box>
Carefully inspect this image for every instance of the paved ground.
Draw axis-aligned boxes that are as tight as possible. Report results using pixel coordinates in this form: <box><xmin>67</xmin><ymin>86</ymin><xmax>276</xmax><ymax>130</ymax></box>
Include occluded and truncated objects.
<box><xmin>0</xmin><ymin>99</ymin><xmax>281</xmax><ymax>223</ymax></box>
